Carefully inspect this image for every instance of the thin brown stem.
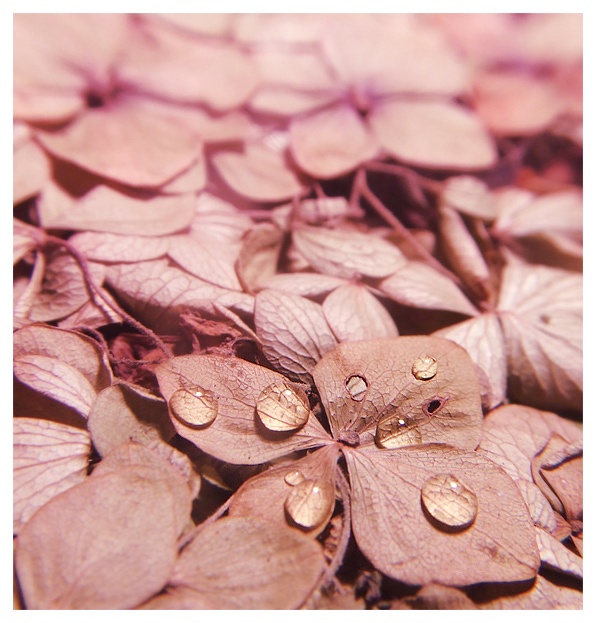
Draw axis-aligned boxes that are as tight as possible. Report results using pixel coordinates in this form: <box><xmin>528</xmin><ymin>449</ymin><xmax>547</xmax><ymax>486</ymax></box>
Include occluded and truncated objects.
<box><xmin>356</xmin><ymin>172</ymin><xmax>466</xmax><ymax>288</ymax></box>
<box><xmin>43</xmin><ymin>234</ymin><xmax>170</xmax><ymax>358</ymax></box>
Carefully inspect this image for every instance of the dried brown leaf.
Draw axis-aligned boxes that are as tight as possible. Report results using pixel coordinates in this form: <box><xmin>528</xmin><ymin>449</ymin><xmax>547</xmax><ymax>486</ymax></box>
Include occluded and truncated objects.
<box><xmin>322</xmin><ymin>283</ymin><xmax>399</xmax><ymax>342</ymax></box>
<box><xmin>145</xmin><ymin>517</ymin><xmax>325</xmax><ymax>609</ymax></box>
<box><xmin>313</xmin><ymin>336</ymin><xmax>483</xmax><ymax>451</ymax></box>
<box><xmin>15</xmin><ymin>468</ymin><xmax>179</xmax><ymax>609</ymax></box>
<box><xmin>255</xmin><ymin>289</ymin><xmax>338</xmax><ymax>382</ymax></box>
<box><xmin>87</xmin><ymin>383</ymin><xmax>175</xmax><ymax>457</ymax></box>
<box><xmin>293</xmin><ymin>225</ymin><xmax>406</xmax><ymax>280</ymax></box>
<box><xmin>345</xmin><ymin>445</ymin><xmax>539</xmax><ymax>586</ymax></box>
<box><xmin>13</xmin><ymin>417</ymin><xmax>91</xmax><ymax>534</ymax></box>
<box><xmin>155</xmin><ymin>354</ymin><xmax>332</xmax><ymax>464</ymax></box>
<box><xmin>229</xmin><ymin>444</ymin><xmax>340</xmax><ymax>536</ymax></box>
<box><xmin>379</xmin><ymin>261</ymin><xmax>479</xmax><ymax>316</ymax></box>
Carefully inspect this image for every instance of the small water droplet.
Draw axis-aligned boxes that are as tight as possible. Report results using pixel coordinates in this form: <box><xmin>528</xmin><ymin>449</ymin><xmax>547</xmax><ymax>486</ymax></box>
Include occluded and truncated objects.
<box><xmin>284</xmin><ymin>470</ymin><xmax>306</xmax><ymax>486</ymax></box>
<box><xmin>256</xmin><ymin>382</ymin><xmax>310</xmax><ymax>432</ymax></box>
<box><xmin>421</xmin><ymin>473</ymin><xmax>478</xmax><ymax>530</ymax></box>
<box><xmin>169</xmin><ymin>386</ymin><xmax>218</xmax><ymax>427</ymax></box>
<box><xmin>345</xmin><ymin>374</ymin><xmax>368</xmax><ymax>401</ymax></box>
<box><xmin>284</xmin><ymin>479</ymin><xmax>334</xmax><ymax>529</ymax></box>
<box><xmin>412</xmin><ymin>355</ymin><xmax>438</xmax><ymax>381</ymax></box>
<box><xmin>375</xmin><ymin>413</ymin><xmax>423</xmax><ymax>449</ymax></box>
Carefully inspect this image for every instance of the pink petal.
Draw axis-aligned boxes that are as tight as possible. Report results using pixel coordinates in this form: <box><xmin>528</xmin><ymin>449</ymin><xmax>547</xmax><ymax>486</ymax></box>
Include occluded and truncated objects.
<box><xmin>15</xmin><ymin>468</ymin><xmax>179</xmax><ymax>609</ymax></box>
<box><xmin>369</xmin><ymin>100</ymin><xmax>497</xmax><ymax>169</ymax></box>
<box><xmin>290</xmin><ymin>104</ymin><xmax>378</xmax><ymax>178</ymax></box>
<box><xmin>14</xmin><ymin>417</ymin><xmax>91</xmax><ymax>534</ymax></box>
<box><xmin>36</xmin><ymin>97</ymin><xmax>205</xmax><ymax>188</ymax></box>
<box><xmin>212</xmin><ymin>142</ymin><xmax>305</xmax><ymax>202</ymax></box>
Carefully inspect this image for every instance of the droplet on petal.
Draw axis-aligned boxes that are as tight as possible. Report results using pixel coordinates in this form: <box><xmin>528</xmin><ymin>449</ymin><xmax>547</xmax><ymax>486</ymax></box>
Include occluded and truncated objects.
<box><xmin>256</xmin><ymin>382</ymin><xmax>310</xmax><ymax>432</ymax></box>
<box><xmin>284</xmin><ymin>479</ymin><xmax>335</xmax><ymax>529</ymax></box>
<box><xmin>284</xmin><ymin>470</ymin><xmax>306</xmax><ymax>486</ymax></box>
<box><xmin>345</xmin><ymin>374</ymin><xmax>368</xmax><ymax>401</ymax></box>
<box><xmin>375</xmin><ymin>413</ymin><xmax>423</xmax><ymax>449</ymax></box>
<box><xmin>169</xmin><ymin>386</ymin><xmax>218</xmax><ymax>427</ymax></box>
<box><xmin>412</xmin><ymin>355</ymin><xmax>438</xmax><ymax>381</ymax></box>
<box><xmin>421</xmin><ymin>473</ymin><xmax>478</xmax><ymax>530</ymax></box>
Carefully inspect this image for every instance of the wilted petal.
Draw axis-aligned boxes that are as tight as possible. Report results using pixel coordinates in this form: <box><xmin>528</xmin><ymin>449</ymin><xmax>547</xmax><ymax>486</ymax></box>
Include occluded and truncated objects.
<box><xmin>40</xmin><ymin>183</ymin><xmax>197</xmax><ymax>236</ymax></box>
<box><xmin>154</xmin><ymin>517</ymin><xmax>325</xmax><ymax>609</ymax></box>
<box><xmin>13</xmin><ymin>219</ymin><xmax>44</xmax><ymax>265</ymax></box>
<box><xmin>478</xmin><ymin>574</ymin><xmax>582</xmax><ymax>610</ymax></box>
<box><xmin>290</xmin><ymin>104</ymin><xmax>378</xmax><ymax>178</ymax></box>
<box><xmin>323</xmin><ymin>283</ymin><xmax>398</xmax><ymax>342</ymax></box>
<box><xmin>236</xmin><ymin>223</ymin><xmax>285</xmax><ymax>293</ymax></box>
<box><xmin>379</xmin><ymin>261</ymin><xmax>478</xmax><ymax>316</ymax></box>
<box><xmin>535</xmin><ymin>528</ymin><xmax>582</xmax><ymax>580</ymax></box>
<box><xmin>434</xmin><ymin>313</ymin><xmax>506</xmax><ymax>410</ymax></box>
<box><xmin>369</xmin><ymin>100</ymin><xmax>497</xmax><ymax>169</ymax></box>
<box><xmin>345</xmin><ymin>445</ymin><xmax>539</xmax><ymax>586</ymax></box>
<box><xmin>293</xmin><ymin>224</ymin><xmax>406</xmax><ymax>280</ymax></box>
<box><xmin>497</xmin><ymin>261</ymin><xmax>582</xmax><ymax>412</ymax></box>
<box><xmin>14</xmin><ymin>134</ymin><xmax>50</xmax><ymax>204</ymax></box>
<box><xmin>229</xmin><ymin>443</ymin><xmax>339</xmax><ymax>536</ymax></box>
<box><xmin>15</xmin><ymin>468</ymin><xmax>179</xmax><ymax>609</ymax></box>
<box><xmin>13</xmin><ymin>417</ymin><xmax>91</xmax><ymax>534</ymax></box>
<box><xmin>70</xmin><ymin>231</ymin><xmax>169</xmax><ymax>263</ymax></box>
<box><xmin>36</xmin><ymin>97</ymin><xmax>205</xmax><ymax>188</ymax></box>
<box><xmin>87</xmin><ymin>383</ymin><xmax>175</xmax><ymax>457</ymax></box>
<box><xmin>255</xmin><ymin>289</ymin><xmax>338</xmax><ymax>383</ymax></box>
<box><xmin>313</xmin><ymin>336</ymin><xmax>483</xmax><ymax>450</ymax></box>
<box><xmin>212</xmin><ymin>142</ymin><xmax>305</xmax><ymax>202</ymax></box>
<box><xmin>155</xmin><ymin>354</ymin><xmax>332</xmax><ymax>465</ymax></box>
<box><xmin>441</xmin><ymin>175</ymin><xmax>499</xmax><ymax>221</ymax></box>
<box><xmin>121</xmin><ymin>18</ymin><xmax>259</xmax><ymax>110</ymax></box>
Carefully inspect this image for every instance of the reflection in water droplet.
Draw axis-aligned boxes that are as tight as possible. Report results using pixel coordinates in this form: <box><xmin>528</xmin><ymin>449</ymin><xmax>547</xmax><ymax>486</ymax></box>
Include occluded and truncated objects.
<box><xmin>256</xmin><ymin>382</ymin><xmax>310</xmax><ymax>432</ymax></box>
<box><xmin>169</xmin><ymin>386</ymin><xmax>218</xmax><ymax>427</ymax></box>
<box><xmin>375</xmin><ymin>413</ymin><xmax>423</xmax><ymax>449</ymax></box>
<box><xmin>412</xmin><ymin>355</ymin><xmax>438</xmax><ymax>381</ymax></box>
<box><xmin>284</xmin><ymin>479</ymin><xmax>335</xmax><ymax>529</ymax></box>
<box><xmin>345</xmin><ymin>374</ymin><xmax>368</xmax><ymax>401</ymax></box>
<box><xmin>284</xmin><ymin>470</ymin><xmax>306</xmax><ymax>486</ymax></box>
<box><xmin>421</xmin><ymin>473</ymin><xmax>478</xmax><ymax>530</ymax></box>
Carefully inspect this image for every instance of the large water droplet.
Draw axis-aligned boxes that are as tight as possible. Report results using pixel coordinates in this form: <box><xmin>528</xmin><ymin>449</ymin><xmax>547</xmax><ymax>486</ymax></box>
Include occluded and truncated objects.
<box><xmin>284</xmin><ymin>479</ymin><xmax>335</xmax><ymax>529</ymax></box>
<box><xmin>375</xmin><ymin>413</ymin><xmax>423</xmax><ymax>449</ymax></box>
<box><xmin>256</xmin><ymin>382</ymin><xmax>310</xmax><ymax>432</ymax></box>
<box><xmin>421</xmin><ymin>473</ymin><xmax>478</xmax><ymax>530</ymax></box>
<box><xmin>169</xmin><ymin>386</ymin><xmax>218</xmax><ymax>427</ymax></box>
<box><xmin>412</xmin><ymin>355</ymin><xmax>438</xmax><ymax>381</ymax></box>
<box><xmin>345</xmin><ymin>374</ymin><xmax>368</xmax><ymax>401</ymax></box>
<box><xmin>284</xmin><ymin>470</ymin><xmax>306</xmax><ymax>486</ymax></box>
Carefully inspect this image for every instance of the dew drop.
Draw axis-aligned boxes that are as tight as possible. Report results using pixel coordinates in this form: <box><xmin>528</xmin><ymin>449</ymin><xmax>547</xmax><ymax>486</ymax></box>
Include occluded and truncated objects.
<box><xmin>375</xmin><ymin>414</ymin><xmax>423</xmax><ymax>449</ymax></box>
<box><xmin>284</xmin><ymin>479</ymin><xmax>335</xmax><ymax>529</ymax></box>
<box><xmin>421</xmin><ymin>473</ymin><xmax>478</xmax><ymax>530</ymax></box>
<box><xmin>256</xmin><ymin>382</ymin><xmax>310</xmax><ymax>432</ymax></box>
<box><xmin>284</xmin><ymin>470</ymin><xmax>306</xmax><ymax>486</ymax></box>
<box><xmin>412</xmin><ymin>355</ymin><xmax>438</xmax><ymax>381</ymax></box>
<box><xmin>345</xmin><ymin>374</ymin><xmax>368</xmax><ymax>401</ymax></box>
<box><xmin>169</xmin><ymin>386</ymin><xmax>218</xmax><ymax>427</ymax></box>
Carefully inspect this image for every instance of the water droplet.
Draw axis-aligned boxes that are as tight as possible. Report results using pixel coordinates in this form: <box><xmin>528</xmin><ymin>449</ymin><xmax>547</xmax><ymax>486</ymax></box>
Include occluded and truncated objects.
<box><xmin>169</xmin><ymin>386</ymin><xmax>218</xmax><ymax>427</ymax></box>
<box><xmin>345</xmin><ymin>374</ymin><xmax>368</xmax><ymax>401</ymax></box>
<box><xmin>421</xmin><ymin>473</ymin><xmax>478</xmax><ymax>530</ymax></box>
<box><xmin>375</xmin><ymin>413</ymin><xmax>423</xmax><ymax>449</ymax></box>
<box><xmin>284</xmin><ymin>470</ymin><xmax>306</xmax><ymax>486</ymax></box>
<box><xmin>284</xmin><ymin>479</ymin><xmax>335</xmax><ymax>529</ymax></box>
<box><xmin>256</xmin><ymin>382</ymin><xmax>310</xmax><ymax>432</ymax></box>
<box><xmin>412</xmin><ymin>355</ymin><xmax>438</xmax><ymax>381</ymax></box>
